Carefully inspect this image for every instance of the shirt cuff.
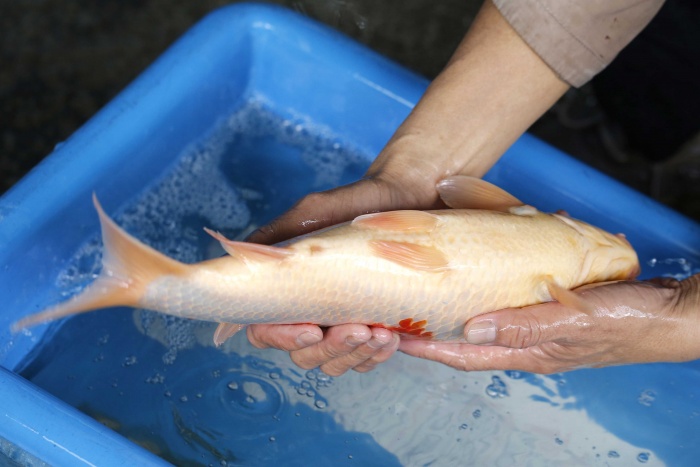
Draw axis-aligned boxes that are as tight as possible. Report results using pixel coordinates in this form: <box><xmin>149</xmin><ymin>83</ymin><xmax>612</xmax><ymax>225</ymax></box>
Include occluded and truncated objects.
<box><xmin>492</xmin><ymin>0</ymin><xmax>664</xmax><ymax>87</ymax></box>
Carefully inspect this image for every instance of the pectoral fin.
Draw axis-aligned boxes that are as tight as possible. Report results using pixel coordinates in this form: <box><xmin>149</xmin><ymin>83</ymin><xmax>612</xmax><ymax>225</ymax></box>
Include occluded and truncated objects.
<box><xmin>545</xmin><ymin>278</ymin><xmax>595</xmax><ymax>313</ymax></box>
<box><xmin>213</xmin><ymin>322</ymin><xmax>246</xmax><ymax>346</ymax></box>
<box><xmin>204</xmin><ymin>228</ymin><xmax>293</xmax><ymax>265</ymax></box>
<box><xmin>436</xmin><ymin>175</ymin><xmax>523</xmax><ymax>211</ymax></box>
<box><xmin>352</xmin><ymin>210</ymin><xmax>439</xmax><ymax>232</ymax></box>
<box><xmin>370</xmin><ymin>240</ymin><xmax>449</xmax><ymax>272</ymax></box>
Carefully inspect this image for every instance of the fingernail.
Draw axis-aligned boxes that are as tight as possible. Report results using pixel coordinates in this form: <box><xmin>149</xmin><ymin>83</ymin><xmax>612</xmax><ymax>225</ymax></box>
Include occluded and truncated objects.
<box><xmin>366</xmin><ymin>337</ymin><xmax>389</xmax><ymax>349</ymax></box>
<box><xmin>296</xmin><ymin>331</ymin><xmax>322</xmax><ymax>347</ymax></box>
<box><xmin>466</xmin><ymin>320</ymin><xmax>496</xmax><ymax>345</ymax></box>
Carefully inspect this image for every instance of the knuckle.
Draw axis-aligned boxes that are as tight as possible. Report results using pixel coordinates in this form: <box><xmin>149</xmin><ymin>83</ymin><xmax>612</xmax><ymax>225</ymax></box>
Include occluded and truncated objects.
<box><xmin>245</xmin><ymin>326</ymin><xmax>270</xmax><ymax>349</ymax></box>
<box><xmin>319</xmin><ymin>362</ymin><xmax>348</xmax><ymax>377</ymax></box>
<box><xmin>502</xmin><ymin>311</ymin><xmax>544</xmax><ymax>349</ymax></box>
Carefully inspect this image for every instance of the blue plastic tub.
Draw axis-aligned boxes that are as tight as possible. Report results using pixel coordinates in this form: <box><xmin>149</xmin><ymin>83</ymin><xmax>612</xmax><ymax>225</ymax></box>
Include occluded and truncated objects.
<box><xmin>1</xmin><ymin>3</ymin><xmax>699</xmax><ymax>465</ymax></box>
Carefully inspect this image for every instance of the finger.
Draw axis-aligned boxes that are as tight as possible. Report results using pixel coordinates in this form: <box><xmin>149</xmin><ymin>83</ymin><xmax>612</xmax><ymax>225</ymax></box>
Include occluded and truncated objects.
<box><xmin>288</xmin><ymin>324</ymin><xmax>373</xmax><ymax>372</ymax></box>
<box><xmin>399</xmin><ymin>340</ymin><xmax>566</xmax><ymax>374</ymax></box>
<box><xmin>463</xmin><ymin>302</ymin><xmax>585</xmax><ymax>349</ymax></box>
<box><xmin>324</xmin><ymin>328</ymin><xmax>400</xmax><ymax>375</ymax></box>
<box><xmin>246</xmin><ymin>324</ymin><xmax>323</xmax><ymax>351</ymax></box>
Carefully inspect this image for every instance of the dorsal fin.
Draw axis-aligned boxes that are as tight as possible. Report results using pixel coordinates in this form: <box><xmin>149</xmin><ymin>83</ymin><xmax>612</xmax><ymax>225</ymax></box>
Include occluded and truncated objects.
<box><xmin>369</xmin><ymin>240</ymin><xmax>449</xmax><ymax>272</ymax></box>
<box><xmin>352</xmin><ymin>210</ymin><xmax>439</xmax><ymax>232</ymax></box>
<box><xmin>204</xmin><ymin>228</ymin><xmax>293</xmax><ymax>265</ymax></box>
<box><xmin>12</xmin><ymin>195</ymin><xmax>188</xmax><ymax>332</ymax></box>
<box><xmin>436</xmin><ymin>175</ymin><xmax>523</xmax><ymax>211</ymax></box>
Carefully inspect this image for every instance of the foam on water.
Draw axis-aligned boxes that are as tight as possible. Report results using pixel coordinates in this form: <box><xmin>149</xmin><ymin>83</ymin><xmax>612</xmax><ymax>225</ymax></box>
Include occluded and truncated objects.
<box><xmin>18</xmin><ymin>99</ymin><xmax>699</xmax><ymax>465</ymax></box>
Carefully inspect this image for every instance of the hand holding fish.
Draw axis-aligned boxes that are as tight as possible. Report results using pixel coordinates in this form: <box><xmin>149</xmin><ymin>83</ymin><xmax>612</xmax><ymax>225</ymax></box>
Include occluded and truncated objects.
<box><xmin>245</xmin><ymin>0</ymin><xmax>572</xmax><ymax>375</ymax></box>
<box><xmin>400</xmin><ymin>275</ymin><xmax>700</xmax><ymax>374</ymax></box>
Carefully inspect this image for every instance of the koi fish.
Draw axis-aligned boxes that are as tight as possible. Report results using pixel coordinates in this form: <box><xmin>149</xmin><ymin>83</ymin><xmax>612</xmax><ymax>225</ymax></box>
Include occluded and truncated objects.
<box><xmin>12</xmin><ymin>176</ymin><xmax>639</xmax><ymax>344</ymax></box>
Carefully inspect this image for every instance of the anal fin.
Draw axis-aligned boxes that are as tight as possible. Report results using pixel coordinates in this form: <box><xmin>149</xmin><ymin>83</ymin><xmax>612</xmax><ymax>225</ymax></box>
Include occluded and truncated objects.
<box><xmin>213</xmin><ymin>322</ymin><xmax>246</xmax><ymax>347</ymax></box>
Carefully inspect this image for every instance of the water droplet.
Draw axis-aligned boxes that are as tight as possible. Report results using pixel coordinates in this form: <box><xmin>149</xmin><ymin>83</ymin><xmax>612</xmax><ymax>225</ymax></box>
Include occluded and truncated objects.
<box><xmin>269</xmin><ymin>436</ymin><xmax>276</xmax><ymax>442</ymax></box>
<box><xmin>164</xmin><ymin>390</ymin><xmax>171</xmax><ymax>398</ymax></box>
<box><xmin>227</xmin><ymin>381</ymin><xmax>239</xmax><ymax>391</ymax></box>
<box><xmin>472</xmin><ymin>409</ymin><xmax>482</xmax><ymax>419</ymax></box>
<box><xmin>348</xmin><ymin>455</ymin><xmax>353</xmax><ymax>459</ymax></box>
<box><xmin>608</xmin><ymin>450</ymin><xmax>620</xmax><ymax>458</ymax></box>
<box><xmin>637</xmin><ymin>389</ymin><xmax>656</xmax><ymax>407</ymax></box>
<box><xmin>485</xmin><ymin>375</ymin><xmax>509</xmax><ymax>398</ymax></box>
<box><xmin>459</xmin><ymin>424</ymin><xmax>468</xmax><ymax>430</ymax></box>
<box><xmin>637</xmin><ymin>452</ymin><xmax>650</xmax><ymax>463</ymax></box>
<box><xmin>180</xmin><ymin>395</ymin><xmax>188</xmax><ymax>403</ymax></box>
<box><xmin>269</xmin><ymin>371</ymin><xmax>280</xmax><ymax>379</ymax></box>
<box><xmin>315</xmin><ymin>399</ymin><xmax>327</xmax><ymax>409</ymax></box>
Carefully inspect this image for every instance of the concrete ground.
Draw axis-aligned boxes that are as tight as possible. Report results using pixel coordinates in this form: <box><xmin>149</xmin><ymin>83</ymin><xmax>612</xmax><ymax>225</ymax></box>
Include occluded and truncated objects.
<box><xmin>2</xmin><ymin>0</ymin><xmax>698</xmax><ymax>219</ymax></box>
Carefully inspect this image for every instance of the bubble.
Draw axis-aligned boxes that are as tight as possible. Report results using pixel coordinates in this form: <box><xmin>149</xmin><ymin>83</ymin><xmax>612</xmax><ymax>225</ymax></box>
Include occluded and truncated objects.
<box><xmin>608</xmin><ymin>450</ymin><xmax>620</xmax><ymax>458</ymax></box>
<box><xmin>145</xmin><ymin>373</ymin><xmax>165</xmax><ymax>384</ymax></box>
<box><xmin>459</xmin><ymin>424</ymin><xmax>468</xmax><ymax>430</ymax></box>
<box><xmin>122</xmin><ymin>355</ymin><xmax>138</xmax><ymax>367</ymax></box>
<box><xmin>314</xmin><ymin>399</ymin><xmax>327</xmax><ymax>409</ymax></box>
<box><xmin>219</xmin><ymin>374</ymin><xmax>284</xmax><ymax>418</ymax></box>
<box><xmin>637</xmin><ymin>452</ymin><xmax>650</xmax><ymax>463</ymax></box>
<box><xmin>472</xmin><ymin>409</ymin><xmax>482</xmax><ymax>419</ymax></box>
<box><xmin>485</xmin><ymin>375</ymin><xmax>509</xmax><ymax>398</ymax></box>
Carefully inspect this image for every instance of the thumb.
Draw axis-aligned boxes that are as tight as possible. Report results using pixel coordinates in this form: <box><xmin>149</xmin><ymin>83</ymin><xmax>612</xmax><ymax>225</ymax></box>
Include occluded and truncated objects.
<box><xmin>464</xmin><ymin>302</ymin><xmax>581</xmax><ymax>349</ymax></box>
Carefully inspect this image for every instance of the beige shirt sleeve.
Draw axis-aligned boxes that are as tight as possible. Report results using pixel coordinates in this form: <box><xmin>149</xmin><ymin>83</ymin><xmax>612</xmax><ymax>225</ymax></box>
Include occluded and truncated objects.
<box><xmin>492</xmin><ymin>0</ymin><xmax>665</xmax><ymax>87</ymax></box>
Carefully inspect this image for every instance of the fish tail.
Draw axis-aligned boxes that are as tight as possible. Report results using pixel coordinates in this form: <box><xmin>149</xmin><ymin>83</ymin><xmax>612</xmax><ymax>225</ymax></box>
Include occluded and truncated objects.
<box><xmin>11</xmin><ymin>194</ymin><xmax>188</xmax><ymax>332</ymax></box>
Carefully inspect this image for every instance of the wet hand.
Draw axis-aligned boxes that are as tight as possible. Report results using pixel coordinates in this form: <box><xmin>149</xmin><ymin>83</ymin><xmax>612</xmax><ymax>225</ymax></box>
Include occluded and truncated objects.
<box><xmin>247</xmin><ymin>323</ymin><xmax>400</xmax><ymax>376</ymax></box>
<box><xmin>400</xmin><ymin>275</ymin><xmax>700</xmax><ymax>373</ymax></box>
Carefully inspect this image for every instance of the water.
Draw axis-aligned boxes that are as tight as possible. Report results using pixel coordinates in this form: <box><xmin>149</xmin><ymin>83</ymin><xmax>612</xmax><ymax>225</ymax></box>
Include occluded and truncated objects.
<box><xmin>14</xmin><ymin>100</ymin><xmax>700</xmax><ymax>465</ymax></box>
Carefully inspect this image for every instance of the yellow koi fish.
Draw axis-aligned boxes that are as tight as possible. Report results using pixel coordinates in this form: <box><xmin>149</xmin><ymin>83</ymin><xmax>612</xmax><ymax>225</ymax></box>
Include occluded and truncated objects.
<box><xmin>12</xmin><ymin>176</ymin><xmax>639</xmax><ymax>344</ymax></box>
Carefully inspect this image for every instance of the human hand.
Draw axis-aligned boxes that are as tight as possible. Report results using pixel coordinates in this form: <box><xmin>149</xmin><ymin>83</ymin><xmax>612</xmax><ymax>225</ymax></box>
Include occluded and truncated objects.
<box><xmin>246</xmin><ymin>323</ymin><xmax>400</xmax><ymax>377</ymax></box>
<box><xmin>399</xmin><ymin>274</ymin><xmax>700</xmax><ymax>374</ymax></box>
<box><xmin>245</xmin><ymin>0</ymin><xmax>569</xmax><ymax>375</ymax></box>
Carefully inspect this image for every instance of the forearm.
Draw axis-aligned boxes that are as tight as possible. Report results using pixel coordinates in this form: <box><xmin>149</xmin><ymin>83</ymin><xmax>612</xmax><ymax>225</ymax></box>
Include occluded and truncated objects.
<box><xmin>367</xmin><ymin>0</ymin><xmax>569</xmax><ymax>193</ymax></box>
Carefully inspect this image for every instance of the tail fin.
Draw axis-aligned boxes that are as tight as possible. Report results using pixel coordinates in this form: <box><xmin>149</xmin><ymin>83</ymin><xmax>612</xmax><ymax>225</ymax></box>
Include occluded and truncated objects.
<box><xmin>11</xmin><ymin>195</ymin><xmax>188</xmax><ymax>332</ymax></box>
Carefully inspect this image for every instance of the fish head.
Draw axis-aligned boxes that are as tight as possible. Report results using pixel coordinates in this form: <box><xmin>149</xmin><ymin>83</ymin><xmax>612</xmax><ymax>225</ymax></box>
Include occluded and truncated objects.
<box><xmin>554</xmin><ymin>214</ymin><xmax>641</xmax><ymax>282</ymax></box>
